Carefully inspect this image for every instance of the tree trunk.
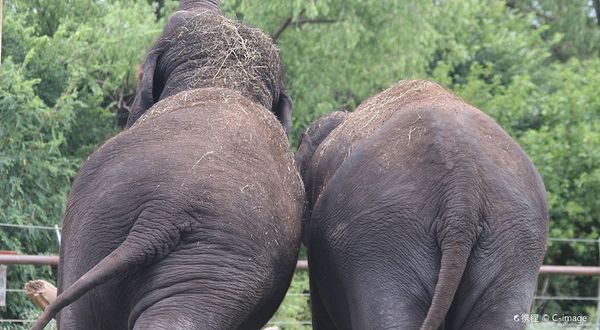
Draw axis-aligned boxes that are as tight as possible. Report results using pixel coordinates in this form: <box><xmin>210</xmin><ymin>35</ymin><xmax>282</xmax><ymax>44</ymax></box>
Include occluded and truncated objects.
<box><xmin>25</xmin><ymin>280</ymin><xmax>58</xmax><ymax>310</ymax></box>
<box><xmin>156</xmin><ymin>0</ymin><xmax>165</xmax><ymax>20</ymax></box>
<box><xmin>594</xmin><ymin>0</ymin><xmax>600</xmax><ymax>26</ymax></box>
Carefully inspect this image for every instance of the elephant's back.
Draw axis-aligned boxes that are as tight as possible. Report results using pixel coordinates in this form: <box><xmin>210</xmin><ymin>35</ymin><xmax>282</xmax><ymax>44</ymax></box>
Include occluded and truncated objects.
<box><xmin>68</xmin><ymin>87</ymin><xmax>303</xmax><ymax>256</ymax></box>
<box><xmin>308</xmin><ymin>80</ymin><xmax>464</xmax><ymax>191</ymax></box>
<box><xmin>137</xmin><ymin>87</ymin><xmax>304</xmax><ymax>235</ymax></box>
<box><xmin>310</xmin><ymin>79</ymin><xmax>546</xmax><ymax>224</ymax></box>
<box><xmin>314</xmin><ymin>80</ymin><xmax>460</xmax><ymax>156</ymax></box>
<box><xmin>81</xmin><ymin>87</ymin><xmax>302</xmax><ymax>222</ymax></box>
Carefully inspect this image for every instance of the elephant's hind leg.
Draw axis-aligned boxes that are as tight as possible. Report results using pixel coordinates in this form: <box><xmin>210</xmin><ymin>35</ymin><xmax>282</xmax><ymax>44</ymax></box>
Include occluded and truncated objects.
<box><xmin>309</xmin><ymin>270</ymin><xmax>339</xmax><ymax>330</ymax></box>
<box><xmin>446</xmin><ymin>217</ymin><xmax>545</xmax><ymax>329</ymax></box>
<box><xmin>131</xmin><ymin>294</ymin><xmax>236</xmax><ymax>330</ymax></box>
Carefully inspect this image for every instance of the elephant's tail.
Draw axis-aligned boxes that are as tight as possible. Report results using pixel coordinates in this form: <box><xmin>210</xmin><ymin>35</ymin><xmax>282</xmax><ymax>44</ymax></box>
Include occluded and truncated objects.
<box><xmin>30</xmin><ymin>214</ymin><xmax>183</xmax><ymax>330</ymax></box>
<box><xmin>420</xmin><ymin>205</ymin><xmax>480</xmax><ymax>330</ymax></box>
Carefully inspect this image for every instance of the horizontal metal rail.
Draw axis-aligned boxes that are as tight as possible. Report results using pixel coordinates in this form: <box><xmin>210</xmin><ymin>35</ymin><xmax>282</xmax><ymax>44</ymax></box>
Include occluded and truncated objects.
<box><xmin>539</xmin><ymin>266</ymin><xmax>600</xmax><ymax>276</ymax></box>
<box><xmin>533</xmin><ymin>295</ymin><xmax>600</xmax><ymax>301</ymax></box>
<box><xmin>0</xmin><ymin>223</ymin><xmax>59</xmax><ymax>230</ymax></box>
<box><xmin>0</xmin><ymin>319</ymin><xmax>36</xmax><ymax>323</ymax></box>
<box><xmin>0</xmin><ymin>319</ymin><xmax>57</xmax><ymax>324</ymax></box>
<box><xmin>2</xmin><ymin>222</ymin><xmax>599</xmax><ymax>243</ymax></box>
<box><xmin>2</xmin><ymin>255</ymin><xmax>600</xmax><ymax>275</ymax></box>
<box><xmin>296</xmin><ymin>260</ymin><xmax>308</xmax><ymax>270</ymax></box>
<box><xmin>0</xmin><ymin>254</ymin><xmax>59</xmax><ymax>266</ymax></box>
<box><xmin>0</xmin><ymin>254</ymin><xmax>305</xmax><ymax>269</ymax></box>
<box><xmin>11</xmin><ymin>289</ymin><xmax>600</xmax><ymax>301</ymax></box>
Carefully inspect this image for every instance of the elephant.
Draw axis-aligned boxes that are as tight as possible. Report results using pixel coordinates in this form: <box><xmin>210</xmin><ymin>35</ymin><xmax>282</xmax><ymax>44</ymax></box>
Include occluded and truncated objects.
<box><xmin>31</xmin><ymin>1</ymin><xmax>304</xmax><ymax>329</ymax></box>
<box><xmin>295</xmin><ymin>80</ymin><xmax>548</xmax><ymax>330</ymax></box>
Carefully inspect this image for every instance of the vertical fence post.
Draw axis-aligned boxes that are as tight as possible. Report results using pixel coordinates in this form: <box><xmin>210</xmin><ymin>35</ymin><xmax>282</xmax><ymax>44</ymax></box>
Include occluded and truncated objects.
<box><xmin>596</xmin><ymin>238</ymin><xmax>600</xmax><ymax>330</ymax></box>
<box><xmin>54</xmin><ymin>225</ymin><xmax>61</xmax><ymax>246</ymax></box>
<box><xmin>0</xmin><ymin>265</ymin><xmax>6</xmax><ymax>307</ymax></box>
<box><xmin>0</xmin><ymin>0</ymin><xmax>3</xmax><ymax>64</ymax></box>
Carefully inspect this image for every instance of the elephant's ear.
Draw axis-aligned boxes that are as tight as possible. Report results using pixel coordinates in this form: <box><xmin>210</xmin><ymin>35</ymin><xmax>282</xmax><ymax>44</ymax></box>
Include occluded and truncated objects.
<box><xmin>274</xmin><ymin>92</ymin><xmax>293</xmax><ymax>136</ymax></box>
<box><xmin>294</xmin><ymin>132</ymin><xmax>313</xmax><ymax>180</ymax></box>
<box><xmin>126</xmin><ymin>49</ymin><xmax>162</xmax><ymax>128</ymax></box>
<box><xmin>295</xmin><ymin>132</ymin><xmax>313</xmax><ymax>247</ymax></box>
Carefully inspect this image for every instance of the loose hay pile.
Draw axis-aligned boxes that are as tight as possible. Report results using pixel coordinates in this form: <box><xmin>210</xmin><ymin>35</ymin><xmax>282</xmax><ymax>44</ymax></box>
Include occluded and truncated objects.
<box><xmin>155</xmin><ymin>11</ymin><xmax>284</xmax><ymax>111</ymax></box>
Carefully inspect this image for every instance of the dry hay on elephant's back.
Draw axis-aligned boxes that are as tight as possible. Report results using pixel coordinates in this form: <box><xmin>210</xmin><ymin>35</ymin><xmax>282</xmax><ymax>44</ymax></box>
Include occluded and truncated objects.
<box><xmin>132</xmin><ymin>87</ymin><xmax>304</xmax><ymax>204</ymax></box>
<box><xmin>318</xmin><ymin>79</ymin><xmax>465</xmax><ymax>156</ymax></box>
<box><xmin>156</xmin><ymin>11</ymin><xmax>284</xmax><ymax>111</ymax></box>
<box><xmin>134</xmin><ymin>87</ymin><xmax>286</xmax><ymax>144</ymax></box>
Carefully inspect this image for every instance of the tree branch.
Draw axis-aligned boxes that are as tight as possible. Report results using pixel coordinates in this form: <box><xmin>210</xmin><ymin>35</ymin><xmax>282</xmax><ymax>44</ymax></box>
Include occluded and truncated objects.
<box><xmin>271</xmin><ymin>9</ymin><xmax>344</xmax><ymax>41</ymax></box>
<box><xmin>505</xmin><ymin>0</ymin><xmax>555</xmax><ymax>22</ymax></box>
<box><xmin>271</xmin><ymin>16</ymin><xmax>340</xmax><ymax>40</ymax></box>
<box><xmin>292</xmin><ymin>18</ymin><xmax>341</xmax><ymax>26</ymax></box>
<box><xmin>540</xmin><ymin>30</ymin><xmax>568</xmax><ymax>62</ymax></box>
<box><xmin>271</xmin><ymin>16</ymin><xmax>294</xmax><ymax>41</ymax></box>
<box><xmin>155</xmin><ymin>0</ymin><xmax>165</xmax><ymax>21</ymax></box>
<box><xmin>271</xmin><ymin>9</ymin><xmax>305</xmax><ymax>41</ymax></box>
<box><xmin>551</xmin><ymin>45</ymin><xmax>568</xmax><ymax>62</ymax></box>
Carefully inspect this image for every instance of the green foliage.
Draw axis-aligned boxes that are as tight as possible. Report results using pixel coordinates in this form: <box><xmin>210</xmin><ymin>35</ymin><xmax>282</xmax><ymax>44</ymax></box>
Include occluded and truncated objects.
<box><xmin>428</xmin><ymin>0</ymin><xmax>553</xmax><ymax>86</ymax></box>
<box><xmin>1</xmin><ymin>0</ymin><xmax>163</xmax><ymax>324</ymax></box>
<box><xmin>1</xmin><ymin>0</ymin><xmax>599</xmax><ymax>326</ymax></box>
<box><xmin>269</xmin><ymin>271</ymin><xmax>311</xmax><ymax>329</ymax></box>
<box><xmin>0</xmin><ymin>58</ymin><xmax>69</xmax><ymax>327</ymax></box>
<box><xmin>508</xmin><ymin>0</ymin><xmax>600</xmax><ymax>61</ymax></box>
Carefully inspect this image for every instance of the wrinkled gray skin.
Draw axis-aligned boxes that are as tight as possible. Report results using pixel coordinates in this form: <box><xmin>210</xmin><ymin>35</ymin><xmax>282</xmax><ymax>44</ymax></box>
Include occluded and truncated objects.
<box><xmin>31</xmin><ymin>1</ymin><xmax>303</xmax><ymax>330</ymax></box>
<box><xmin>295</xmin><ymin>80</ymin><xmax>548</xmax><ymax>330</ymax></box>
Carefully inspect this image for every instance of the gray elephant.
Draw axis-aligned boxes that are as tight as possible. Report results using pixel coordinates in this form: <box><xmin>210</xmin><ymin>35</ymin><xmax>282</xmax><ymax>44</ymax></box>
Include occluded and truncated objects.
<box><xmin>295</xmin><ymin>80</ymin><xmax>548</xmax><ymax>330</ymax></box>
<box><xmin>31</xmin><ymin>1</ymin><xmax>304</xmax><ymax>329</ymax></box>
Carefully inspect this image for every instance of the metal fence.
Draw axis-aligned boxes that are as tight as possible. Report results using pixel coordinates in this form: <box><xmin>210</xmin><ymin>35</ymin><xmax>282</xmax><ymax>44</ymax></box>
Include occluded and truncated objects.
<box><xmin>1</xmin><ymin>222</ymin><xmax>600</xmax><ymax>328</ymax></box>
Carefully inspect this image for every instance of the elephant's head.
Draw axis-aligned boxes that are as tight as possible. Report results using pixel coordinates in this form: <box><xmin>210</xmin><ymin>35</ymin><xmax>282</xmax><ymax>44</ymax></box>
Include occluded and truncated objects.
<box><xmin>127</xmin><ymin>0</ymin><xmax>293</xmax><ymax>134</ymax></box>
